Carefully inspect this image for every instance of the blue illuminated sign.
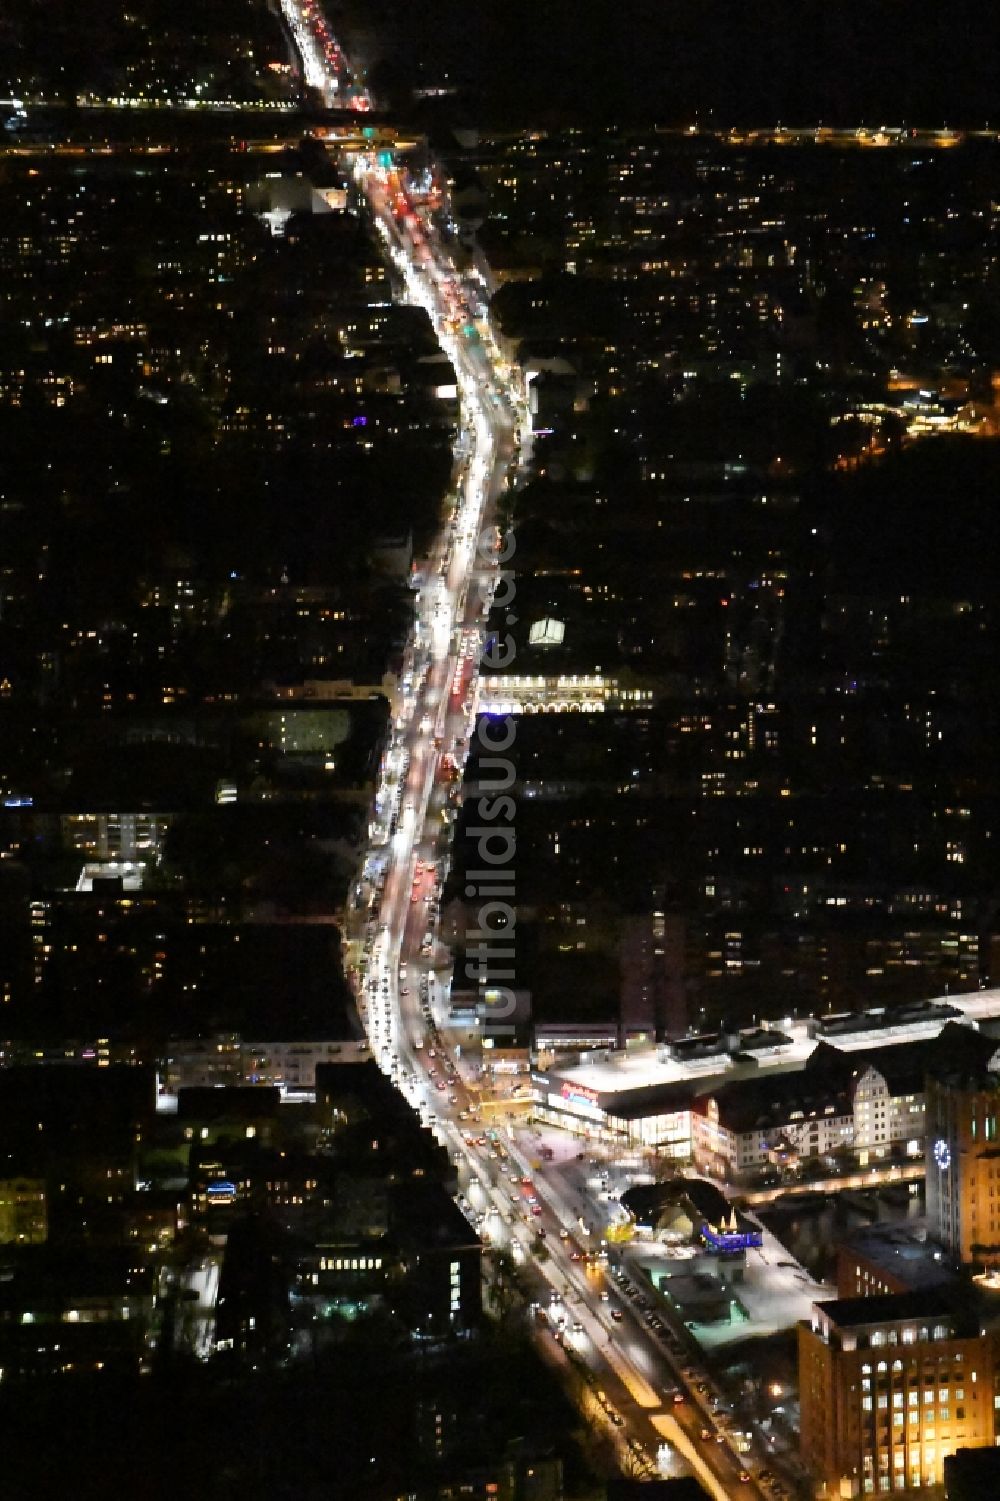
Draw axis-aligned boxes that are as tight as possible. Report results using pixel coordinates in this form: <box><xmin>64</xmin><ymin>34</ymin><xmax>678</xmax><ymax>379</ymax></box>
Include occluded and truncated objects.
<box><xmin>699</xmin><ymin>1221</ymin><xmax>762</xmax><ymax>1253</ymax></box>
<box><xmin>206</xmin><ymin>1180</ymin><xmax>237</xmax><ymax>1199</ymax></box>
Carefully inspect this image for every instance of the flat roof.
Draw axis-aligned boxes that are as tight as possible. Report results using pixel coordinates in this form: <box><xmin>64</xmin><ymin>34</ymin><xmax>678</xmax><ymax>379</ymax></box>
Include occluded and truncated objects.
<box><xmin>840</xmin><ymin>1221</ymin><xmax>955</xmax><ymax>1293</ymax></box>
<box><xmin>815</xmin><ymin>1287</ymin><xmax>962</xmax><ymax>1330</ymax></box>
<box><xmin>554</xmin><ymin>1035</ymin><xmax>812</xmax><ymax>1095</ymax></box>
<box><xmin>543</xmin><ymin>988</ymin><xmax>1000</xmax><ymax>1112</ymax></box>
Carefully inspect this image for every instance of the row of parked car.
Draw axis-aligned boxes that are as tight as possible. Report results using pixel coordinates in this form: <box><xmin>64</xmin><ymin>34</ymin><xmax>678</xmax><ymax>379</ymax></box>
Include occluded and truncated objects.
<box><xmin>609</xmin><ymin>1264</ymin><xmax>687</xmax><ymax>1358</ymax></box>
<box><xmin>608</xmin><ymin>1260</ymin><xmax>794</xmax><ymax>1495</ymax></box>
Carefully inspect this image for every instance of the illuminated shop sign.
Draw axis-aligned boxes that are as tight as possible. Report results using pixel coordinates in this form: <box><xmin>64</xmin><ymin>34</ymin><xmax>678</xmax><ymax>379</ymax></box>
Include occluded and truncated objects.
<box><xmin>699</xmin><ymin>1220</ymin><xmax>762</xmax><ymax>1253</ymax></box>
<box><xmin>559</xmin><ymin>1081</ymin><xmax>600</xmax><ymax>1108</ymax></box>
<box><xmin>206</xmin><ymin>1180</ymin><xmax>237</xmax><ymax>1202</ymax></box>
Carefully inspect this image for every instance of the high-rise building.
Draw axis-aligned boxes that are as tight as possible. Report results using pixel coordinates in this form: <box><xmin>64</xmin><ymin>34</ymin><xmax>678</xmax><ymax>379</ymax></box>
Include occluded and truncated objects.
<box><xmin>925</xmin><ymin>1033</ymin><xmax>1000</xmax><ymax>1266</ymax></box>
<box><xmin>799</xmin><ymin>1289</ymin><xmax>1000</xmax><ymax>1497</ymax></box>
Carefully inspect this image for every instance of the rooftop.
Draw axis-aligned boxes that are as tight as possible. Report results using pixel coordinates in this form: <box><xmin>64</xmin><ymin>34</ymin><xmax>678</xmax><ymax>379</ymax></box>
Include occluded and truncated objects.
<box><xmin>545</xmin><ymin>989</ymin><xmax>1000</xmax><ymax>1114</ymax></box>
<box><xmin>839</xmin><ymin>1221</ymin><xmax>955</xmax><ymax>1293</ymax></box>
<box><xmin>622</xmin><ymin>1177</ymin><xmax>760</xmax><ymax>1242</ymax></box>
<box><xmin>389</xmin><ymin>1179</ymin><xmax>482</xmax><ymax>1253</ymax></box>
<box><xmin>177</xmin><ymin>1085</ymin><xmax>282</xmax><ymax>1123</ymax></box>
<box><xmin>813</xmin><ymin>1286</ymin><xmax>965</xmax><ymax>1331</ymax></box>
<box><xmin>943</xmin><ymin>1449</ymin><xmax>1000</xmax><ymax>1493</ymax></box>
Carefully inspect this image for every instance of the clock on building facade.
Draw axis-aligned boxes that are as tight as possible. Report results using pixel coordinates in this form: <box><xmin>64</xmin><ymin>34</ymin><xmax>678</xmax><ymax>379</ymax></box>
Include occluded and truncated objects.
<box><xmin>933</xmin><ymin>1138</ymin><xmax>951</xmax><ymax>1171</ymax></box>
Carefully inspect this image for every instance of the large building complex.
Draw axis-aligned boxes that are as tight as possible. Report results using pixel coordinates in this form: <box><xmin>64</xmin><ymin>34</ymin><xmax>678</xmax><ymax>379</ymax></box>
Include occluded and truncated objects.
<box><xmin>799</xmin><ymin>1289</ymin><xmax>1000</xmax><ymax>1498</ymax></box>
<box><xmin>531</xmin><ymin>995</ymin><xmax>1000</xmax><ymax>1180</ymax></box>
<box><xmin>794</xmin><ymin>1027</ymin><xmax>1000</xmax><ymax>1496</ymax></box>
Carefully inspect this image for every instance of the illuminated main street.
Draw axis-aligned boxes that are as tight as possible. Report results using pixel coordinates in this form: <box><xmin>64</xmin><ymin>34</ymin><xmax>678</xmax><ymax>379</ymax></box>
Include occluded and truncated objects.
<box><xmin>275</xmin><ymin>6</ymin><xmax>790</xmax><ymax>1495</ymax></box>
